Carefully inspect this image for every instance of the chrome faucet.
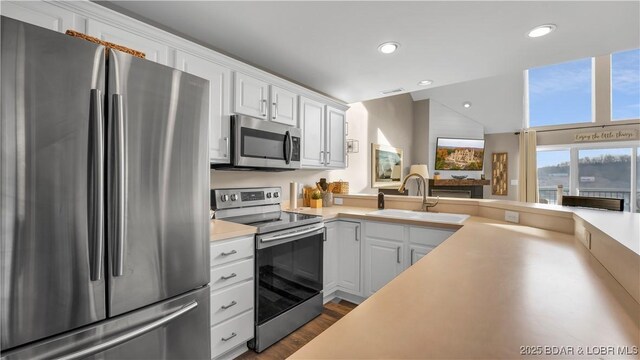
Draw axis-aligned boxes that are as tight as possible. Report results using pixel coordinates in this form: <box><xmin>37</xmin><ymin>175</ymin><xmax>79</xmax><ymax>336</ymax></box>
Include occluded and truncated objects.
<box><xmin>398</xmin><ymin>173</ymin><xmax>439</xmax><ymax>211</ymax></box>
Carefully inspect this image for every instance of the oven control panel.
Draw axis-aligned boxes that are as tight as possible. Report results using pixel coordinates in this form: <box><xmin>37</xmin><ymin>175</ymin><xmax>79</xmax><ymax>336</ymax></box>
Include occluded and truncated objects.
<box><xmin>211</xmin><ymin>187</ymin><xmax>281</xmax><ymax>210</ymax></box>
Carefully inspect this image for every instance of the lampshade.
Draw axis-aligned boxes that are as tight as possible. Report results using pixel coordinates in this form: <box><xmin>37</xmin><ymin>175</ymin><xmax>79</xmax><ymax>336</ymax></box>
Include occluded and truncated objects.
<box><xmin>410</xmin><ymin>164</ymin><xmax>430</xmax><ymax>179</ymax></box>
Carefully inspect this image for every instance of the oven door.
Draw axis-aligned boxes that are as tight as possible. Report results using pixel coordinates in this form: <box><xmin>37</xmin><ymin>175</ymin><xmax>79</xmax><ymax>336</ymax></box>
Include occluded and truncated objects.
<box><xmin>232</xmin><ymin>115</ymin><xmax>301</xmax><ymax>169</ymax></box>
<box><xmin>255</xmin><ymin>224</ymin><xmax>324</xmax><ymax>325</ymax></box>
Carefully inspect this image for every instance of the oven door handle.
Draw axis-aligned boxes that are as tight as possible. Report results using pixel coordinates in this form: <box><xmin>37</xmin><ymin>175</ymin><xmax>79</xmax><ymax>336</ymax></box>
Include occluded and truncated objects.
<box><xmin>260</xmin><ymin>226</ymin><xmax>323</xmax><ymax>243</ymax></box>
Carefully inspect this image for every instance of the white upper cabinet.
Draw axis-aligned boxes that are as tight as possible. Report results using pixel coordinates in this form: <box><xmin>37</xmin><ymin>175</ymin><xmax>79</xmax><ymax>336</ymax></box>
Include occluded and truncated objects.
<box><xmin>85</xmin><ymin>19</ymin><xmax>169</xmax><ymax>65</ymax></box>
<box><xmin>299</xmin><ymin>97</ymin><xmax>326</xmax><ymax>167</ymax></box>
<box><xmin>0</xmin><ymin>1</ymin><xmax>75</xmax><ymax>32</ymax></box>
<box><xmin>234</xmin><ymin>72</ymin><xmax>269</xmax><ymax>120</ymax></box>
<box><xmin>270</xmin><ymin>85</ymin><xmax>298</xmax><ymax>126</ymax></box>
<box><xmin>326</xmin><ymin>106</ymin><xmax>346</xmax><ymax>168</ymax></box>
<box><xmin>175</xmin><ymin>51</ymin><xmax>232</xmax><ymax>164</ymax></box>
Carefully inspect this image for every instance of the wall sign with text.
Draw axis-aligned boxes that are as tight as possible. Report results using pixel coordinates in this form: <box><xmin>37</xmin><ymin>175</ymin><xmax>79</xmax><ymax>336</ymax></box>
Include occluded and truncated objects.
<box><xmin>574</xmin><ymin>129</ymin><xmax>638</xmax><ymax>142</ymax></box>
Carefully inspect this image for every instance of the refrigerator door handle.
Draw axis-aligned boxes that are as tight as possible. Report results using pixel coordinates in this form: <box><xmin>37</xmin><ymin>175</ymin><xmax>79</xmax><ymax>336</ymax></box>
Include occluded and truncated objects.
<box><xmin>56</xmin><ymin>301</ymin><xmax>199</xmax><ymax>360</ymax></box>
<box><xmin>89</xmin><ymin>89</ymin><xmax>105</xmax><ymax>281</ymax></box>
<box><xmin>112</xmin><ymin>94</ymin><xmax>127</xmax><ymax>277</ymax></box>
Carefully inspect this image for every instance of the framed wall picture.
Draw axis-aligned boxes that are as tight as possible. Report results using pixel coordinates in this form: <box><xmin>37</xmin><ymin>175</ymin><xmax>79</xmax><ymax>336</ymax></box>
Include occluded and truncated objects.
<box><xmin>371</xmin><ymin>143</ymin><xmax>404</xmax><ymax>188</ymax></box>
<box><xmin>491</xmin><ymin>152</ymin><xmax>508</xmax><ymax>196</ymax></box>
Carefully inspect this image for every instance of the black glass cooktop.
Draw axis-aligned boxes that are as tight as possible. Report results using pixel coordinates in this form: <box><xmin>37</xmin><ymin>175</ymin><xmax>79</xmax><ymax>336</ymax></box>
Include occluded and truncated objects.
<box><xmin>222</xmin><ymin>211</ymin><xmax>322</xmax><ymax>234</ymax></box>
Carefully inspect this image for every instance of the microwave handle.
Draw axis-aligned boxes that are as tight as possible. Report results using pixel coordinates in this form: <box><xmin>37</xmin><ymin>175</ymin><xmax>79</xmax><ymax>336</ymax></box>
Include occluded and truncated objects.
<box><xmin>284</xmin><ymin>130</ymin><xmax>292</xmax><ymax>164</ymax></box>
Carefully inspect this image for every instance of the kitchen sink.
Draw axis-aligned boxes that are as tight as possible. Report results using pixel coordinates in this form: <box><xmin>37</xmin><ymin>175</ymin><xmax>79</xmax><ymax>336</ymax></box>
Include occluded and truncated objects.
<box><xmin>367</xmin><ymin>209</ymin><xmax>470</xmax><ymax>225</ymax></box>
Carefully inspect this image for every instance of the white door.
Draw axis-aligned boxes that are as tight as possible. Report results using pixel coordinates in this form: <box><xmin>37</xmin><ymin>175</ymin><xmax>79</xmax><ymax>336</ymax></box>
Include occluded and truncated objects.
<box><xmin>325</xmin><ymin>106</ymin><xmax>346</xmax><ymax>168</ymax></box>
<box><xmin>408</xmin><ymin>244</ymin><xmax>433</xmax><ymax>267</ymax></box>
<box><xmin>337</xmin><ymin>222</ymin><xmax>361</xmax><ymax>294</ymax></box>
<box><xmin>323</xmin><ymin>222</ymin><xmax>339</xmax><ymax>293</ymax></box>
<box><xmin>300</xmin><ymin>97</ymin><xmax>326</xmax><ymax>167</ymax></box>
<box><xmin>175</xmin><ymin>51</ymin><xmax>231</xmax><ymax>164</ymax></box>
<box><xmin>270</xmin><ymin>85</ymin><xmax>298</xmax><ymax>126</ymax></box>
<box><xmin>364</xmin><ymin>238</ymin><xmax>404</xmax><ymax>297</ymax></box>
<box><xmin>86</xmin><ymin>19</ymin><xmax>169</xmax><ymax>65</ymax></box>
<box><xmin>0</xmin><ymin>1</ymin><xmax>75</xmax><ymax>32</ymax></box>
<box><xmin>233</xmin><ymin>72</ymin><xmax>268</xmax><ymax>119</ymax></box>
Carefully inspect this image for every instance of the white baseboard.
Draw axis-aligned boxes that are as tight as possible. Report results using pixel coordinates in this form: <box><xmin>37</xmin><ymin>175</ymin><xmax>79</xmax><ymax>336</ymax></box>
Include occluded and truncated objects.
<box><xmin>214</xmin><ymin>343</ymin><xmax>250</xmax><ymax>360</ymax></box>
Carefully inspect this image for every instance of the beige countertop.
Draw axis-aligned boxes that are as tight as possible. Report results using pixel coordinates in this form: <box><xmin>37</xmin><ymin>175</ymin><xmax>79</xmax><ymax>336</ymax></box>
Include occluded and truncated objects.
<box><xmin>573</xmin><ymin>208</ymin><xmax>640</xmax><ymax>255</ymax></box>
<box><xmin>209</xmin><ymin>219</ymin><xmax>256</xmax><ymax>242</ymax></box>
<box><xmin>287</xmin><ymin>207</ymin><xmax>640</xmax><ymax>359</ymax></box>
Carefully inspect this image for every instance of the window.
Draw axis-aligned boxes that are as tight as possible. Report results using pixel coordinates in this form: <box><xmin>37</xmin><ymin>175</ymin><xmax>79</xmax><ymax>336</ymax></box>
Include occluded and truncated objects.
<box><xmin>612</xmin><ymin>49</ymin><xmax>640</xmax><ymax>121</ymax></box>
<box><xmin>528</xmin><ymin>58</ymin><xmax>593</xmax><ymax>127</ymax></box>
<box><xmin>537</xmin><ymin>145</ymin><xmax>638</xmax><ymax>212</ymax></box>
<box><xmin>537</xmin><ymin>150</ymin><xmax>570</xmax><ymax>205</ymax></box>
<box><xmin>636</xmin><ymin>148</ymin><xmax>640</xmax><ymax>213</ymax></box>
<box><xmin>578</xmin><ymin>148</ymin><xmax>632</xmax><ymax>212</ymax></box>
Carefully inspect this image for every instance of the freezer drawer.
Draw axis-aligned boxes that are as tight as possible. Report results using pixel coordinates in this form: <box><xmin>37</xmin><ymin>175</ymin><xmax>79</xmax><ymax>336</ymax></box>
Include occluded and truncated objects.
<box><xmin>0</xmin><ymin>286</ymin><xmax>211</xmax><ymax>360</ymax></box>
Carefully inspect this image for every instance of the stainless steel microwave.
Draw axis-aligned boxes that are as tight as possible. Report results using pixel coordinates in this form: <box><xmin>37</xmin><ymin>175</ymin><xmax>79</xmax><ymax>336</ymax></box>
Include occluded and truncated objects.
<box><xmin>216</xmin><ymin>114</ymin><xmax>301</xmax><ymax>171</ymax></box>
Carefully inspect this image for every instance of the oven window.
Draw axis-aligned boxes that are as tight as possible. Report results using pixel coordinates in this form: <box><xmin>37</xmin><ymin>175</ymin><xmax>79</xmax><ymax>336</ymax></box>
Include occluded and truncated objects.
<box><xmin>256</xmin><ymin>233</ymin><xmax>323</xmax><ymax>324</ymax></box>
<box><xmin>241</xmin><ymin>128</ymin><xmax>286</xmax><ymax>160</ymax></box>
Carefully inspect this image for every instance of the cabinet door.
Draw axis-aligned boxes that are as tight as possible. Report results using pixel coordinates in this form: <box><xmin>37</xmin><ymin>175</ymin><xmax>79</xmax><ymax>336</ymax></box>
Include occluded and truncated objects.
<box><xmin>326</xmin><ymin>106</ymin><xmax>346</xmax><ymax>168</ymax></box>
<box><xmin>299</xmin><ymin>97</ymin><xmax>326</xmax><ymax>167</ymax></box>
<box><xmin>337</xmin><ymin>222</ymin><xmax>361</xmax><ymax>294</ymax></box>
<box><xmin>0</xmin><ymin>1</ymin><xmax>75</xmax><ymax>32</ymax></box>
<box><xmin>409</xmin><ymin>244</ymin><xmax>434</xmax><ymax>267</ymax></box>
<box><xmin>86</xmin><ymin>19</ymin><xmax>169</xmax><ymax>65</ymax></box>
<box><xmin>234</xmin><ymin>72</ymin><xmax>268</xmax><ymax>119</ymax></box>
<box><xmin>323</xmin><ymin>222</ymin><xmax>339</xmax><ymax>293</ymax></box>
<box><xmin>176</xmin><ymin>51</ymin><xmax>231</xmax><ymax>164</ymax></box>
<box><xmin>364</xmin><ymin>237</ymin><xmax>404</xmax><ymax>297</ymax></box>
<box><xmin>270</xmin><ymin>85</ymin><xmax>298</xmax><ymax>126</ymax></box>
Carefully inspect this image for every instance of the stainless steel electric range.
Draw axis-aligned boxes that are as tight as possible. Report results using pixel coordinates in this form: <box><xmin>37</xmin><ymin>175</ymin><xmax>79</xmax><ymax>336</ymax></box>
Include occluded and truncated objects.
<box><xmin>211</xmin><ymin>187</ymin><xmax>324</xmax><ymax>353</ymax></box>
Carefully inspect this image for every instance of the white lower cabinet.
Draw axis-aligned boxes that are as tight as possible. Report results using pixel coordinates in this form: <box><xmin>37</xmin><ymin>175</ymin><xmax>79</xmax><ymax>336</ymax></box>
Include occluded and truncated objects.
<box><xmin>337</xmin><ymin>221</ymin><xmax>361</xmax><ymax>293</ymax></box>
<box><xmin>209</xmin><ymin>235</ymin><xmax>255</xmax><ymax>359</ymax></box>
<box><xmin>363</xmin><ymin>220</ymin><xmax>454</xmax><ymax>297</ymax></box>
<box><xmin>408</xmin><ymin>244</ymin><xmax>433</xmax><ymax>266</ymax></box>
<box><xmin>323</xmin><ymin>222</ymin><xmax>339</xmax><ymax>294</ymax></box>
<box><xmin>323</xmin><ymin>220</ymin><xmax>362</xmax><ymax>300</ymax></box>
<box><xmin>364</xmin><ymin>237</ymin><xmax>404</xmax><ymax>297</ymax></box>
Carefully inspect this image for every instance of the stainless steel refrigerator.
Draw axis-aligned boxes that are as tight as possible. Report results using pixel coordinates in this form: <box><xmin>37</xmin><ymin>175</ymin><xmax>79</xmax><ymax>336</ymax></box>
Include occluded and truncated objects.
<box><xmin>1</xmin><ymin>16</ymin><xmax>211</xmax><ymax>359</ymax></box>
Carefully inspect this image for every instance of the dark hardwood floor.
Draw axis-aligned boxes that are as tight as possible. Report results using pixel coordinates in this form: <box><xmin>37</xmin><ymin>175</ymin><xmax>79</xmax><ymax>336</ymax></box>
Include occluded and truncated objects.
<box><xmin>235</xmin><ymin>300</ymin><xmax>357</xmax><ymax>360</ymax></box>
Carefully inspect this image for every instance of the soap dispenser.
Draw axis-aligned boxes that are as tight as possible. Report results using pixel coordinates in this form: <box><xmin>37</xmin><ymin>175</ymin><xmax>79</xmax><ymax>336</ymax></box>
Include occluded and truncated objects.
<box><xmin>377</xmin><ymin>192</ymin><xmax>385</xmax><ymax>209</ymax></box>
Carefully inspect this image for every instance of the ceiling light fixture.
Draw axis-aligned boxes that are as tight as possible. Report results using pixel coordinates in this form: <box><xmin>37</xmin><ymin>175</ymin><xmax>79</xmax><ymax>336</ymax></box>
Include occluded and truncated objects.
<box><xmin>417</xmin><ymin>80</ymin><xmax>433</xmax><ymax>86</ymax></box>
<box><xmin>527</xmin><ymin>24</ymin><xmax>556</xmax><ymax>38</ymax></box>
<box><xmin>463</xmin><ymin>101</ymin><xmax>472</xmax><ymax>109</ymax></box>
<box><xmin>378</xmin><ymin>42</ymin><xmax>400</xmax><ymax>54</ymax></box>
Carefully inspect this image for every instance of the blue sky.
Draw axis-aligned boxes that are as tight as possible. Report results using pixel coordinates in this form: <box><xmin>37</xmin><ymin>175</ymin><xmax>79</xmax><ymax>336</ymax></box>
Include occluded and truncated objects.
<box><xmin>537</xmin><ymin>148</ymin><xmax>633</xmax><ymax>168</ymax></box>
<box><xmin>612</xmin><ymin>49</ymin><xmax>640</xmax><ymax>120</ymax></box>
<box><xmin>528</xmin><ymin>49</ymin><xmax>640</xmax><ymax>126</ymax></box>
<box><xmin>528</xmin><ymin>58</ymin><xmax>592</xmax><ymax>127</ymax></box>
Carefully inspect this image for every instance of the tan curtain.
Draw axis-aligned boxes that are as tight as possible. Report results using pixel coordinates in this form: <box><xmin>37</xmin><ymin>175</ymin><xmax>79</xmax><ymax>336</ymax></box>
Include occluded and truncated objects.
<box><xmin>518</xmin><ymin>130</ymin><xmax>538</xmax><ymax>203</ymax></box>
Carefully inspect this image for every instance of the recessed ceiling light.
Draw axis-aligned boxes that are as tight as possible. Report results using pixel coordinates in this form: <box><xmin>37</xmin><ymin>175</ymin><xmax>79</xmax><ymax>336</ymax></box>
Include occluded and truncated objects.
<box><xmin>417</xmin><ymin>80</ymin><xmax>433</xmax><ymax>86</ymax></box>
<box><xmin>527</xmin><ymin>24</ymin><xmax>556</xmax><ymax>38</ymax></box>
<box><xmin>463</xmin><ymin>101</ymin><xmax>472</xmax><ymax>109</ymax></box>
<box><xmin>378</xmin><ymin>42</ymin><xmax>400</xmax><ymax>54</ymax></box>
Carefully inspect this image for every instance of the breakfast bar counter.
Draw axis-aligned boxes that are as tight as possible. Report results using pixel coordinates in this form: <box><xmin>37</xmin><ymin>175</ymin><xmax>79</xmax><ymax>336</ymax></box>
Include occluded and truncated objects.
<box><xmin>287</xmin><ymin>205</ymin><xmax>640</xmax><ymax>359</ymax></box>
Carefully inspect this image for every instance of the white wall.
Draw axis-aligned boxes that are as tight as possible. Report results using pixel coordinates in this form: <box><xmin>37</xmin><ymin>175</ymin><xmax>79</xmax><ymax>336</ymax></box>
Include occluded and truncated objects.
<box><xmin>428</xmin><ymin>100</ymin><xmax>485</xmax><ymax>178</ymax></box>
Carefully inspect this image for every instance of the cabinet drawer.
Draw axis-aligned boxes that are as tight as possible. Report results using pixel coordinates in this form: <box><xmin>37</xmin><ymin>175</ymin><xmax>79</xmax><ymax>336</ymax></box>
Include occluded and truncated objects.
<box><xmin>210</xmin><ymin>280</ymin><xmax>254</xmax><ymax>326</ymax></box>
<box><xmin>409</xmin><ymin>226</ymin><xmax>454</xmax><ymax>247</ymax></box>
<box><xmin>211</xmin><ymin>310</ymin><xmax>254</xmax><ymax>359</ymax></box>
<box><xmin>210</xmin><ymin>258</ymin><xmax>253</xmax><ymax>291</ymax></box>
<box><xmin>210</xmin><ymin>236</ymin><xmax>254</xmax><ymax>267</ymax></box>
<box><xmin>364</xmin><ymin>222</ymin><xmax>404</xmax><ymax>241</ymax></box>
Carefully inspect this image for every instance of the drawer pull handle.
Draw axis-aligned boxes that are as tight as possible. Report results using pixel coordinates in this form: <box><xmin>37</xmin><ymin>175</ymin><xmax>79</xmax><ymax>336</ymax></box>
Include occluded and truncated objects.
<box><xmin>221</xmin><ymin>332</ymin><xmax>237</xmax><ymax>342</ymax></box>
<box><xmin>220</xmin><ymin>300</ymin><xmax>237</xmax><ymax>310</ymax></box>
<box><xmin>220</xmin><ymin>273</ymin><xmax>237</xmax><ymax>281</ymax></box>
<box><xmin>220</xmin><ymin>250</ymin><xmax>237</xmax><ymax>257</ymax></box>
